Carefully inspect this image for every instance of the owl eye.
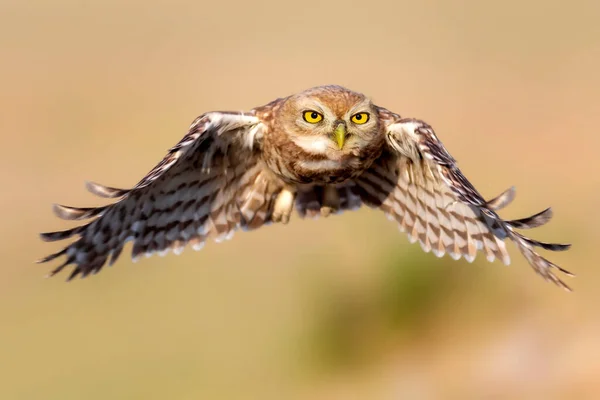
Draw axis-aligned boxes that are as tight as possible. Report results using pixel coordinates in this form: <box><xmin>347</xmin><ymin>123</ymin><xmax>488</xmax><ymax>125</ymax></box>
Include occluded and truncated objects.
<box><xmin>303</xmin><ymin>110</ymin><xmax>323</xmax><ymax>124</ymax></box>
<box><xmin>351</xmin><ymin>112</ymin><xmax>370</xmax><ymax>124</ymax></box>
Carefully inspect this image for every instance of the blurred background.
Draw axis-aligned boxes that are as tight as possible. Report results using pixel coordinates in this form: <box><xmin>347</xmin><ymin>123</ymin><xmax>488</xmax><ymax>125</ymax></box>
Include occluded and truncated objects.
<box><xmin>1</xmin><ymin>0</ymin><xmax>599</xmax><ymax>398</ymax></box>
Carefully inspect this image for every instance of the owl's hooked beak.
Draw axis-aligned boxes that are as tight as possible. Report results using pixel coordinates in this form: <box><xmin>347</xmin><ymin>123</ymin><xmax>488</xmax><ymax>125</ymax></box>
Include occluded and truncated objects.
<box><xmin>332</xmin><ymin>122</ymin><xmax>347</xmax><ymax>150</ymax></box>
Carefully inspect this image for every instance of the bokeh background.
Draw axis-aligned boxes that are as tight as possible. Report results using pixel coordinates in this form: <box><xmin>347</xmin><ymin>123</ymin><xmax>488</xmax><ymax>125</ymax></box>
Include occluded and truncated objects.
<box><xmin>2</xmin><ymin>0</ymin><xmax>599</xmax><ymax>398</ymax></box>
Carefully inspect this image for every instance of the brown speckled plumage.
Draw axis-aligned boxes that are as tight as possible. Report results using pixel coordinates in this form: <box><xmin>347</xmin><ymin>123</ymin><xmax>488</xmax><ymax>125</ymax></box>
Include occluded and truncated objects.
<box><xmin>39</xmin><ymin>85</ymin><xmax>573</xmax><ymax>289</ymax></box>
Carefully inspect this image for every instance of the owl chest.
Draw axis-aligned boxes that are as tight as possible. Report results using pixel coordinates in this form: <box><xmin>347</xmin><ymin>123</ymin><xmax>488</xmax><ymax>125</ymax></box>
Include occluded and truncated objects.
<box><xmin>261</xmin><ymin>132</ymin><xmax>373</xmax><ymax>184</ymax></box>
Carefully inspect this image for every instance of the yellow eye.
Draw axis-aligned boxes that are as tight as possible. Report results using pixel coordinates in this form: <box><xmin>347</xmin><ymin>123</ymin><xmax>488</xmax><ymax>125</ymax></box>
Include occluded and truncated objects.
<box><xmin>303</xmin><ymin>110</ymin><xmax>323</xmax><ymax>124</ymax></box>
<box><xmin>351</xmin><ymin>112</ymin><xmax>370</xmax><ymax>125</ymax></box>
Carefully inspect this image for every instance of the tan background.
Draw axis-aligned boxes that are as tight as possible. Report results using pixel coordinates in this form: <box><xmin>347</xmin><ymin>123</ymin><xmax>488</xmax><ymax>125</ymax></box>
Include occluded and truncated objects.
<box><xmin>2</xmin><ymin>0</ymin><xmax>599</xmax><ymax>398</ymax></box>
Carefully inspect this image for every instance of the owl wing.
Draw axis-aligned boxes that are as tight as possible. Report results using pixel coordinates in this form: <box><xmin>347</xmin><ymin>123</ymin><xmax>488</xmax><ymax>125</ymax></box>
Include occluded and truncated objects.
<box><xmin>38</xmin><ymin>111</ymin><xmax>285</xmax><ymax>280</ymax></box>
<box><xmin>354</xmin><ymin>111</ymin><xmax>572</xmax><ymax>290</ymax></box>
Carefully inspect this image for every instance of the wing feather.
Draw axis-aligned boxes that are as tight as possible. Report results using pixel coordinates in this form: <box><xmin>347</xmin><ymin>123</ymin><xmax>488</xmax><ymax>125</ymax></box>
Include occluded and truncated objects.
<box><xmin>371</xmin><ymin>114</ymin><xmax>573</xmax><ymax>290</ymax></box>
<box><xmin>38</xmin><ymin>111</ymin><xmax>285</xmax><ymax>280</ymax></box>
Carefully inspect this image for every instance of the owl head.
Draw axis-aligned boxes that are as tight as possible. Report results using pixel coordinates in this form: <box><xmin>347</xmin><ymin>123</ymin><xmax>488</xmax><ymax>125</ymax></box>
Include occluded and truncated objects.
<box><xmin>278</xmin><ymin>85</ymin><xmax>382</xmax><ymax>157</ymax></box>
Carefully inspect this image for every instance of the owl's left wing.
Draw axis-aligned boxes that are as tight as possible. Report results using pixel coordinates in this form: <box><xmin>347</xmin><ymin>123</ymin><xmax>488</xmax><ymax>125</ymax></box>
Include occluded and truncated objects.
<box><xmin>38</xmin><ymin>111</ymin><xmax>284</xmax><ymax>280</ymax></box>
<box><xmin>355</xmin><ymin>112</ymin><xmax>573</xmax><ymax>290</ymax></box>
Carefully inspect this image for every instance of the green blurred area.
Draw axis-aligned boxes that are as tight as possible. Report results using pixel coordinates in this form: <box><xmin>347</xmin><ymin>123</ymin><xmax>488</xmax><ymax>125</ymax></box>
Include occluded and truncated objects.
<box><xmin>1</xmin><ymin>0</ymin><xmax>599</xmax><ymax>399</ymax></box>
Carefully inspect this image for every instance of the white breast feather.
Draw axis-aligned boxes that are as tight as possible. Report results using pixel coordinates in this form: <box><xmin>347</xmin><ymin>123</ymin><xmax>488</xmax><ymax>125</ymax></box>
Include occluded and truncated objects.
<box><xmin>298</xmin><ymin>159</ymin><xmax>343</xmax><ymax>170</ymax></box>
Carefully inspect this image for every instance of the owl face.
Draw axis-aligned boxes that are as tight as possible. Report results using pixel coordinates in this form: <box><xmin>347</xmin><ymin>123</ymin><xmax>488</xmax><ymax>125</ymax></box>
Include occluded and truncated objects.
<box><xmin>279</xmin><ymin>85</ymin><xmax>381</xmax><ymax>157</ymax></box>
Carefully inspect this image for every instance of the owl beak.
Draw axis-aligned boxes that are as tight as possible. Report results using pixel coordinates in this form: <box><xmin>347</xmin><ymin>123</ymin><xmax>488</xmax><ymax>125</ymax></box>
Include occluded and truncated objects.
<box><xmin>333</xmin><ymin>123</ymin><xmax>347</xmax><ymax>150</ymax></box>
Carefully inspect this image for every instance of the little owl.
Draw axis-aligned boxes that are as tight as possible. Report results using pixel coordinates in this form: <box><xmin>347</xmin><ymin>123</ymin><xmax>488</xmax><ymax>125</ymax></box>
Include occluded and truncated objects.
<box><xmin>38</xmin><ymin>85</ymin><xmax>573</xmax><ymax>289</ymax></box>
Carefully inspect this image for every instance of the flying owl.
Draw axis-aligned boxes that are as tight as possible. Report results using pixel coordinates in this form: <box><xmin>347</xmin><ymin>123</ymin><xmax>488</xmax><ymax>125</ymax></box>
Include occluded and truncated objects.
<box><xmin>38</xmin><ymin>85</ymin><xmax>573</xmax><ymax>289</ymax></box>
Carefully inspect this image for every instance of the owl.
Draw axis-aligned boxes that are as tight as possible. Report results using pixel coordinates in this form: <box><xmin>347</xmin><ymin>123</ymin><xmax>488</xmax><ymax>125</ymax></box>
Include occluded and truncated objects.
<box><xmin>38</xmin><ymin>85</ymin><xmax>573</xmax><ymax>289</ymax></box>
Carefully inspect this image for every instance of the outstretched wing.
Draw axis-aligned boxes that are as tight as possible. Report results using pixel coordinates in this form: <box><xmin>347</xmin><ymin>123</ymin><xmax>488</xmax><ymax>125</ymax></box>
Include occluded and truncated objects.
<box><xmin>38</xmin><ymin>111</ymin><xmax>285</xmax><ymax>280</ymax></box>
<box><xmin>354</xmin><ymin>111</ymin><xmax>572</xmax><ymax>290</ymax></box>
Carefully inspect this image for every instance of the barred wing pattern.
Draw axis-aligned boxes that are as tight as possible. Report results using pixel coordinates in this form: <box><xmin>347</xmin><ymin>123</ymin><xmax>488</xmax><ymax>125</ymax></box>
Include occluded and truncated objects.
<box><xmin>38</xmin><ymin>112</ymin><xmax>283</xmax><ymax>280</ymax></box>
<box><xmin>357</xmin><ymin>116</ymin><xmax>572</xmax><ymax>290</ymax></box>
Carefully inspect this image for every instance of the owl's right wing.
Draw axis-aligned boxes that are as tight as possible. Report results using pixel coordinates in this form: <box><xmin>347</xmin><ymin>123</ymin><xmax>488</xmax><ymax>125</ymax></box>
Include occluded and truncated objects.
<box><xmin>353</xmin><ymin>112</ymin><xmax>572</xmax><ymax>290</ymax></box>
<box><xmin>38</xmin><ymin>111</ymin><xmax>285</xmax><ymax>280</ymax></box>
